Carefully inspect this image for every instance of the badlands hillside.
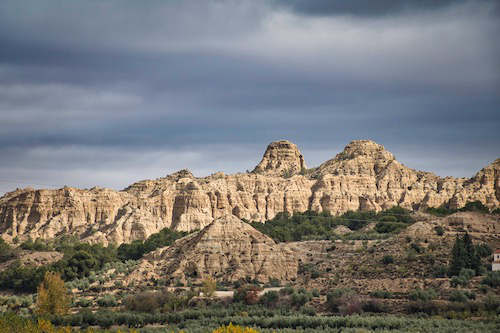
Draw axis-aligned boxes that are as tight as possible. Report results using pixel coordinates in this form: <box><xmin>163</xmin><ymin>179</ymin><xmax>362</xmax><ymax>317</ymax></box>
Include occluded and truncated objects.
<box><xmin>0</xmin><ymin>140</ymin><xmax>499</xmax><ymax>332</ymax></box>
<box><xmin>0</xmin><ymin>140</ymin><xmax>499</xmax><ymax>245</ymax></box>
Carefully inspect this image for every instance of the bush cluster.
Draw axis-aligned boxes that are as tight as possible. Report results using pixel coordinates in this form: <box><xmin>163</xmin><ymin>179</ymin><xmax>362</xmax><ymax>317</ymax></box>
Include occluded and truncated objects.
<box><xmin>426</xmin><ymin>201</ymin><xmax>490</xmax><ymax>216</ymax></box>
<box><xmin>248</xmin><ymin>207</ymin><xmax>414</xmax><ymax>242</ymax></box>
<box><xmin>408</xmin><ymin>289</ymin><xmax>437</xmax><ymax>302</ymax></box>
<box><xmin>449</xmin><ymin>290</ymin><xmax>475</xmax><ymax>303</ymax></box>
<box><xmin>450</xmin><ymin>268</ymin><xmax>475</xmax><ymax>287</ymax></box>
<box><xmin>370</xmin><ymin>290</ymin><xmax>393</xmax><ymax>299</ymax></box>
<box><xmin>0</xmin><ymin>238</ymin><xmax>17</xmax><ymax>263</ymax></box>
<box><xmin>481</xmin><ymin>271</ymin><xmax>500</xmax><ymax>288</ymax></box>
<box><xmin>117</xmin><ymin>227</ymin><xmax>189</xmax><ymax>260</ymax></box>
<box><xmin>123</xmin><ymin>289</ymin><xmax>197</xmax><ymax>313</ymax></box>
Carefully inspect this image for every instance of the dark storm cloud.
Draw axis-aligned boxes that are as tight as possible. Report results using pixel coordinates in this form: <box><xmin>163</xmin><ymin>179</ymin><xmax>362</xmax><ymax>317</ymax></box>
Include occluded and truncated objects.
<box><xmin>273</xmin><ymin>0</ymin><xmax>495</xmax><ymax>17</ymax></box>
<box><xmin>0</xmin><ymin>0</ymin><xmax>499</xmax><ymax>194</ymax></box>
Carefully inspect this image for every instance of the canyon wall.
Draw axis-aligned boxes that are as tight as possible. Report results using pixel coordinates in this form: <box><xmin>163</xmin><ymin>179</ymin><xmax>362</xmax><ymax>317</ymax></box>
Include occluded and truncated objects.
<box><xmin>1</xmin><ymin>140</ymin><xmax>498</xmax><ymax>245</ymax></box>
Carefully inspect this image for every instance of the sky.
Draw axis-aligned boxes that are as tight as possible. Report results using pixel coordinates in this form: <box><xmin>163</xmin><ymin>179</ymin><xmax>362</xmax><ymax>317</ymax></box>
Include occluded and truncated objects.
<box><xmin>0</xmin><ymin>0</ymin><xmax>499</xmax><ymax>195</ymax></box>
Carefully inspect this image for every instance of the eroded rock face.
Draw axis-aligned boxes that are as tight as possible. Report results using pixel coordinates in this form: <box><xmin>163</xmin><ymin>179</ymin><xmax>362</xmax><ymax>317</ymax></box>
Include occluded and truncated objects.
<box><xmin>253</xmin><ymin>140</ymin><xmax>306</xmax><ymax>176</ymax></box>
<box><xmin>138</xmin><ymin>215</ymin><xmax>298</xmax><ymax>283</ymax></box>
<box><xmin>0</xmin><ymin>140</ymin><xmax>498</xmax><ymax>245</ymax></box>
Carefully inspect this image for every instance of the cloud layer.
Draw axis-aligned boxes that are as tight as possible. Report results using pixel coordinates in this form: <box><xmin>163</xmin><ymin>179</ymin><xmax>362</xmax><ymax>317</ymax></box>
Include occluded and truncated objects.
<box><xmin>0</xmin><ymin>0</ymin><xmax>499</xmax><ymax>194</ymax></box>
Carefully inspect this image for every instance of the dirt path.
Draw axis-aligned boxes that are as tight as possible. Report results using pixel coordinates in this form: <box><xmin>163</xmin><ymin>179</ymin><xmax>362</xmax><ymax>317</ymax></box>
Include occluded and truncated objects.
<box><xmin>213</xmin><ymin>287</ymin><xmax>282</xmax><ymax>298</ymax></box>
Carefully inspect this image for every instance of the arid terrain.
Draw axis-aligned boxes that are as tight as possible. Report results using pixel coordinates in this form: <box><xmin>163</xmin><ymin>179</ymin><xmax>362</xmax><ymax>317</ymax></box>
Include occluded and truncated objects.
<box><xmin>1</xmin><ymin>140</ymin><xmax>498</xmax><ymax>244</ymax></box>
<box><xmin>0</xmin><ymin>140</ymin><xmax>499</xmax><ymax>332</ymax></box>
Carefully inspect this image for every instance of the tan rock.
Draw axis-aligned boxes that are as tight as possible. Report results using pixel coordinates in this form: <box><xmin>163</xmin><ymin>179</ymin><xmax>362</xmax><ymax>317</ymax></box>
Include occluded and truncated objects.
<box><xmin>253</xmin><ymin>140</ymin><xmax>306</xmax><ymax>176</ymax></box>
<box><xmin>332</xmin><ymin>225</ymin><xmax>352</xmax><ymax>235</ymax></box>
<box><xmin>138</xmin><ymin>215</ymin><xmax>298</xmax><ymax>283</ymax></box>
<box><xmin>0</xmin><ymin>140</ymin><xmax>498</xmax><ymax>245</ymax></box>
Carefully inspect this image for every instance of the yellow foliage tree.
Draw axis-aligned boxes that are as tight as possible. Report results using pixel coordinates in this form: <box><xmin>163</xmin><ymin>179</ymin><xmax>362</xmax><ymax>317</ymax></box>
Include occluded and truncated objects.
<box><xmin>36</xmin><ymin>271</ymin><xmax>71</xmax><ymax>316</ymax></box>
<box><xmin>201</xmin><ymin>276</ymin><xmax>217</xmax><ymax>297</ymax></box>
<box><xmin>212</xmin><ymin>323</ymin><xmax>260</xmax><ymax>333</ymax></box>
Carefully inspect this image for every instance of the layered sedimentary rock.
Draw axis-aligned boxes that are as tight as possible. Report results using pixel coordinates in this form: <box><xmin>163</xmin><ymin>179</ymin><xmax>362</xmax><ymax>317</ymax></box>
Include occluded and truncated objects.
<box><xmin>0</xmin><ymin>140</ymin><xmax>498</xmax><ymax>244</ymax></box>
<box><xmin>135</xmin><ymin>215</ymin><xmax>298</xmax><ymax>283</ymax></box>
<box><xmin>253</xmin><ymin>140</ymin><xmax>306</xmax><ymax>176</ymax></box>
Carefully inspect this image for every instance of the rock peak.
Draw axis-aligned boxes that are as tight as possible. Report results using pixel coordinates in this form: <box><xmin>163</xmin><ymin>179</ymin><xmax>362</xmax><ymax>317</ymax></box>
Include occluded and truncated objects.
<box><xmin>167</xmin><ymin>169</ymin><xmax>194</xmax><ymax>180</ymax></box>
<box><xmin>253</xmin><ymin>140</ymin><xmax>306</xmax><ymax>176</ymax></box>
<box><xmin>338</xmin><ymin>140</ymin><xmax>394</xmax><ymax>161</ymax></box>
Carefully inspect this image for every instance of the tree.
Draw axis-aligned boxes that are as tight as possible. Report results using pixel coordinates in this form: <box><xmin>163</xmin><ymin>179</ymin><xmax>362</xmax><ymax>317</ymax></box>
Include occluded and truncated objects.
<box><xmin>36</xmin><ymin>271</ymin><xmax>71</xmax><ymax>316</ymax></box>
<box><xmin>0</xmin><ymin>238</ymin><xmax>16</xmax><ymax>263</ymax></box>
<box><xmin>462</xmin><ymin>232</ymin><xmax>481</xmax><ymax>273</ymax></box>
<box><xmin>201</xmin><ymin>276</ymin><xmax>216</xmax><ymax>297</ymax></box>
<box><xmin>449</xmin><ymin>235</ymin><xmax>466</xmax><ymax>276</ymax></box>
<box><xmin>234</xmin><ymin>285</ymin><xmax>262</xmax><ymax>305</ymax></box>
<box><xmin>459</xmin><ymin>201</ymin><xmax>489</xmax><ymax>213</ymax></box>
<box><xmin>449</xmin><ymin>233</ymin><xmax>481</xmax><ymax>276</ymax></box>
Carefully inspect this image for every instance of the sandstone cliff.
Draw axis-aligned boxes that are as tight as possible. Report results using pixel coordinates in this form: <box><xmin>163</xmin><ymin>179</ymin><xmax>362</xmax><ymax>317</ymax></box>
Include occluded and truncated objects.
<box><xmin>129</xmin><ymin>215</ymin><xmax>298</xmax><ymax>284</ymax></box>
<box><xmin>0</xmin><ymin>140</ymin><xmax>498</xmax><ymax>244</ymax></box>
<box><xmin>253</xmin><ymin>140</ymin><xmax>306</xmax><ymax>176</ymax></box>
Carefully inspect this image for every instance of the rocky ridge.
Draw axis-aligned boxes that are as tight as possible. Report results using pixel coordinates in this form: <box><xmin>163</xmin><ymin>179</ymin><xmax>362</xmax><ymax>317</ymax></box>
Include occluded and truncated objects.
<box><xmin>0</xmin><ymin>140</ymin><xmax>498</xmax><ymax>245</ymax></box>
<box><xmin>128</xmin><ymin>214</ymin><xmax>298</xmax><ymax>284</ymax></box>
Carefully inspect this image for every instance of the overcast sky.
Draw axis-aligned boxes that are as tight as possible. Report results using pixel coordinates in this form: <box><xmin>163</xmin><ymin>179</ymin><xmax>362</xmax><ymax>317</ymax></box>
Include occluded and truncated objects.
<box><xmin>0</xmin><ymin>0</ymin><xmax>499</xmax><ymax>194</ymax></box>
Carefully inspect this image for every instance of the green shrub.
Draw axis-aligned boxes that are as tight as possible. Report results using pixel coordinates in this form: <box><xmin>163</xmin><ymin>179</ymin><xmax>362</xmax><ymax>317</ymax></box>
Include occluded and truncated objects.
<box><xmin>410</xmin><ymin>242</ymin><xmax>424</xmax><ymax>254</ymax></box>
<box><xmin>408</xmin><ymin>288</ymin><xmax>437</xmax><ymax>301</ymax></box>
<box><xmin>267</xmin><ymin>278</ymin><xmax>281</xmax><ymax>288</ymax></box>
<box><xmin>432</xmin><ymin>264</ymin><xmax>448</xmax><ymax>278</ymax></box>
<box><xmin>233</xmin><ymin>285</ymin><xmax>262</xmax><ymax>305</ymax></box>
<box><xmin>280</xmin><ymin>286</ymin><xmax>295</xmax><ymax>296</ymax></box>
<box><xmin>300</xmin><ymin>306</ymin><xmax>316</xmax><ymax>316</ymax></box>
<box><xmin>259</xmin><ymin>290</ymin><xmax>279</xmax><ymax>307</ymax></box>
<box><xmin>406</xmin><ymin>300</ymin><xmax>440</xmax><ymax>315</ymax></box>
<box><xmin>483</xmin><ymin>293</ymin><xmax>500</xmax><ymax>313</ymax></box>
<box><xmin>381</xmin><ymin>255</ymin><xmax>394</xmax><ymax>265</ymax></box>
<box><xmin>0</xmin><ymin>238</ymin><xmax>17</xmax><ymax>263</ymax></box>
<box><xmin>434</xmin><ymin>226</ymin><xmax>444</xmax><ymax>236</ymax></box>
<box><xmin>248</xmin><ymin>207</ymin><xmax>413</xmax><ymax>242</ymax></box>
<box><xmin>481</xmin><ymin>271</ymin><xmax>500</xmax><ymax>288</ymax></box>
<box><xmin>375</xmin><ymin>222</ymin><xmax>407</xmax><ymax>233</ymax></box>
<box><xmin>117</xmin><ymin>228</ymin><xmax>189</xmax><ymax>260</ymax></box>
<box><xmin>97</xmin><ymin>294</ymin><xmax>118</xmax><ymax>307</ymax></box>
<box><xmin>290</xmin><ymin>292</ymin><xmax>310</xmax><ymax>308</ymax></box>
<box><xmin>459</xmin><ymin>201</ymin><xmax>489</xmax><ymax>213</ymax></box>
<box><xmin>326</xmin><ymin>288</ymin><xmax>355</xmax><ymax>313</ymax></box>
<box><xmin>362</xmin><ymin>299</ymin><xmax>387</xmax><ymax>313</ymax></box>
<box><xmin>451</xmin><ymin>268</ymin><xmax>475</xmax><ymax>287</ymax></box>
<box><xmin>426</xmin><ymin>206</ymin><xmax>457</xmax><ymax>216</ymax></box>
<box><xmin>0</xmin><ymin>261</ymin><xmax>46</xmax><ymax>292</ymax></box>
<box><xmin>20</xmin><ymin>238</ymin><xmax>53</xmax><ymax>251</ymax></box>
<box><xmin>474</xmin><ymin>243</ymin><xmax>492</xmax><ymax>258</ymax></box>
<box><xmin>124</xmin><ymin>289</ymin><xmax>193</xmax><ymax>313</ymax></box>
<box><xmin>75</xmin><ymin>298</ymin><xmax>92</xmax><ymax>307</ymax></box>
<box><xmin>449</xmin><ymin>290</ymin><xmax>475</xmax><ymax>303</ymax></box>
<box><xmin>370</xmin><ymin>290</ymin><xmax>392</xmax><ymax>299</ymax></box>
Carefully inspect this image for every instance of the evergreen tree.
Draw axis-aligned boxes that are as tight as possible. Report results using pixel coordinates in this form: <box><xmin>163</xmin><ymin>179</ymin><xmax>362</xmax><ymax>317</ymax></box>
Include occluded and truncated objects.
<box><xmin>449</xmin><ymin>235</ymin><xmax>466</xmax><ymax>276</ymax></box>
<box><xmin>462</xmin><ymin>232</ymin><xmax>481</xmax><ymax>273</ymax></box>
<box><xmin>449</xmin><ymin>232</ymin><xmax>481</xmax><ymax>276</ymax></box>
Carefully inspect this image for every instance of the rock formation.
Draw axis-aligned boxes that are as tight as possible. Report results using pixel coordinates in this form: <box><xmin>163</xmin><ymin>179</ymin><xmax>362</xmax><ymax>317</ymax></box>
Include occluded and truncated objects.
<box><xmin>133</xmin><ymin>215</ymin><xmax>298</xmax><ymax>283</ymax></box>
<box><xmin>253</xmin><ymin>140</ymin><xmax>306</xmax><ymax>176</ymax></box>
<box><xmin>0</xmin><ymin>139</ymin><xmax>498</xmax><ymax>245</ymax></box>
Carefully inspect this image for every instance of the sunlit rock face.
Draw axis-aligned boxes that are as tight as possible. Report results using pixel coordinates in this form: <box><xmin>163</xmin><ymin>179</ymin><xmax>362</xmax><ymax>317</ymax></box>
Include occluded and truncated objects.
<box><xmin>253</xmin><ymin>140</ymin><xmax>306</xmax><ymax>176</ymax></box>
<box><xmin>139</xmin><ymin>214</ymin><xmax>298</xmax><ymax>283</ymax></box>
<box><xmin>0</xmin><ymin>140</ymin><xmax>498</xmax><ymax>244</ymax></box>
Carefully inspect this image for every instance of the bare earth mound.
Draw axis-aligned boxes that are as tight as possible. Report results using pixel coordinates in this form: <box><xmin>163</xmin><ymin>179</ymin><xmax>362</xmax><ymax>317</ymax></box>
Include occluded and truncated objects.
<box><xmin>132</xmin><ymin>215</ymin><xmax>298</xmax><ymax>284</ymax></box>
